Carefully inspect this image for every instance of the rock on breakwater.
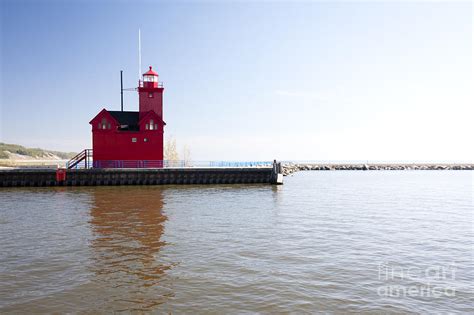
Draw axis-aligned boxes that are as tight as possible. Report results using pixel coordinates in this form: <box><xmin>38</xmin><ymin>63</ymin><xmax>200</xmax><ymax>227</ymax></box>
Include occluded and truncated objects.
<box><xmin>282</xmin><ymin>163</ymin><xmax>474</xmax><ymax>176</ymax></box>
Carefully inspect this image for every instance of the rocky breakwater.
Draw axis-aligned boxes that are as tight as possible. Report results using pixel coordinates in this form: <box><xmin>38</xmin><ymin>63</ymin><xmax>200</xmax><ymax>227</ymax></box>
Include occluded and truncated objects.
<box><xmin>282</xmin><ymin>163</ymin><xmax>474</xmax><ymax>176</ymax></box>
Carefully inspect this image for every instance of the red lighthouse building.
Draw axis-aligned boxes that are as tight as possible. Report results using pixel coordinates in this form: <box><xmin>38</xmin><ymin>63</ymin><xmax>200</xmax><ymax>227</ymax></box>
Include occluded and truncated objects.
<box><xmin>89</xmin><ymin>66</ymin><xmax>165</xmax><ymax>168</ymax></box>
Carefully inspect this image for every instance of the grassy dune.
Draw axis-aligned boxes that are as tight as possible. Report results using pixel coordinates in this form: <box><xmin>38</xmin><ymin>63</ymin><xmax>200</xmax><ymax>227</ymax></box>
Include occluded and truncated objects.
<box><xmin>0</xmin><ymin>142</ymin><xmax>77</xmax><ymax>160</ymax></box>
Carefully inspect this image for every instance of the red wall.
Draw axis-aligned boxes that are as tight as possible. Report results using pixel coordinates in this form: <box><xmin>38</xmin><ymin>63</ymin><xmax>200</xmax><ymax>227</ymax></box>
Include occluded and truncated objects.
<box><xmin>92</xmin><ymin>127</ymin><xmax>164</xmax><ymax>162</ymax></box>
<box><xmin>138</xmin><ymin>87</ymin><xmax>163</xmax><ymax>119</ymax></box>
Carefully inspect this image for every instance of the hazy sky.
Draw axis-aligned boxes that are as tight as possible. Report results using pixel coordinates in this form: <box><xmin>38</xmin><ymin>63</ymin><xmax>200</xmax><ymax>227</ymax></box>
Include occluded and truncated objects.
<box><xmin>1</xmin><ymin>0</ymin><xmax>472</xmax><ymax>161</ymax></box>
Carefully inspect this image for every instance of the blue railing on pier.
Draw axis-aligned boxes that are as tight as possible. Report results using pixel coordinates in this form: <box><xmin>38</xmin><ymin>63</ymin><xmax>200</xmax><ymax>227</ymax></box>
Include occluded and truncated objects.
<box><xmin>209</xmin><ymin>161</ymin><xmax>273</xmax><ymax>167</ymax></box>
<box><xmin>66</xmin><ymin>159</ymin><xmax>93</xmax><ymax>169</ymax></box>
<box><xmin>65</xmin><ymin>148</ymin><xmax>273</xmax><ymax>169</ymax></box>
<box><xmin>93</xmin><ymin>160</ymin><xmax>164</xmax><ymax>168</ymax></box>
<box><xmin>66</xmin><ymin>160</ymin><xmax>273</xmax><ymax>169</ymax></box>
<box><xmin>92</xmin><ymin>160</ymin><xmax>273</xmax><ymax>169</ymax></box>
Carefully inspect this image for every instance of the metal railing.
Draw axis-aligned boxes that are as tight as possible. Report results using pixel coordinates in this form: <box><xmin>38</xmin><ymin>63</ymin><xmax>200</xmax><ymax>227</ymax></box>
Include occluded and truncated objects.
<box><xmin>92</xmin><ymin>160</ymin><xmax>273</xmax><ymax>169</ymax></box>
<box><xmin>138</xmin><ymin>81</ymin><xmax>164</xmax><ymax>88</ymax></box>
<box><xmin>68</xmin><ymin>160</ymin><xmax>273</xmax><ymax>169</ymax></box>
<box><xmin>67</xmin><ymin>149</ymin><xmax>93</xmax><ymax>169</ymax></box>
<box><xmin>66</xmin><ymin>148</ymin><xmax>273</xmax><ymax>169</ymax></box>
<box><xmin>209</xmin><ymin>161</ymin><xmax>273</xmax><ymax>167</ymax></box>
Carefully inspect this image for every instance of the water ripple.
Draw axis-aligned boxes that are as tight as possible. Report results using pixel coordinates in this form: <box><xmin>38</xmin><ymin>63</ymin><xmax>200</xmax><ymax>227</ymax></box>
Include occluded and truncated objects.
<box><xmin>0</xmin><ymin>171</ymin><xmax>472</xmax><ymax>313</ymax></box>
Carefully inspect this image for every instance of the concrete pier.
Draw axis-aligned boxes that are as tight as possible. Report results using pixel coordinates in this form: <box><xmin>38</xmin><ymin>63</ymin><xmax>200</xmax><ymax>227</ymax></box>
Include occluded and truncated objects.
<box><xmin>0</xmin><ymin>166</ymin><xmax>283</xmax><ymax>187</ymax></box>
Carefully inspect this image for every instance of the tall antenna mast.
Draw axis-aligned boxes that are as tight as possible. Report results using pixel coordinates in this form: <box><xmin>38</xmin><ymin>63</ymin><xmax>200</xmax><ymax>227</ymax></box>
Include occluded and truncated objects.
<box><xmin>120</xmin><ymin>70</ymin><xmax>124</xmax><ymax>112</ymax></box>
<box><xmin>138</xmin><ymin>28</ymin><xmax>142</xmax><ymax>80</ymax></box>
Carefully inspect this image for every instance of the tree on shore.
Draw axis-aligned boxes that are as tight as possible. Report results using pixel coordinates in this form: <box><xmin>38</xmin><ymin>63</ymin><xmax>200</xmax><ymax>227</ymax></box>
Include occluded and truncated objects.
<box><xmin>164</xmin><ymin>137</ymin><xmax>179</xmax><ymax>161</ymax></box>
<box><xmin>164</xmin><ymin>137</ymin><xmax>192</xmax><ymax>167</ymax></box>
<box><xmin>182</xmin><ymin>144</ymin><xmax>191</xmax><ymax>166</ymax></box>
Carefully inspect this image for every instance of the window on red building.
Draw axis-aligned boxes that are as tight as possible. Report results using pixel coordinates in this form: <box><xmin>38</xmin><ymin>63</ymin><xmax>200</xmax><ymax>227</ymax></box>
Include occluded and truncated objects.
<box><xmin>101</xmin><ymin>118</ymin><xmax>109</xmax><ymax>130</ymax></box>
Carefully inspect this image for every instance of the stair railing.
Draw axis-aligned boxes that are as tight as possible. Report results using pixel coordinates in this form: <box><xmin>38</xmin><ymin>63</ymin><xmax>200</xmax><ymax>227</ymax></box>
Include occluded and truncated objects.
<box><xmin>67</xmin><ymin>149</ymin><xmax>93</xmax><ymax>169</ymax></box>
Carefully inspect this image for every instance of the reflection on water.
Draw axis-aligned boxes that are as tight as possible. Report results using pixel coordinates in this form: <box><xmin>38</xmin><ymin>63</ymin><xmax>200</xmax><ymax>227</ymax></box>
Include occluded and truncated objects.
<box><xmin>91</xmin><ymin>188</ymin><xmax>168</xmax><ymax>283</ymax></box>
<box><xmin>89</xmin><ymin>187</ymin><xmax>174</xmax><ymax>310</ymax></box>
<box><xmin>0</xmin><ymin>186</ymin><xmax>174</xmax><ymax>313</ymax></box>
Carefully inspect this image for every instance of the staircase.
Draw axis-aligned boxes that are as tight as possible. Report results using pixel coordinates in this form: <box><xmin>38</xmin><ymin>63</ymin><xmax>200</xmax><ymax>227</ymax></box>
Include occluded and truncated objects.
<box><xmin>67</xmin><ymin>149</ymin><xmax>93</xmax><ymax>169</ymax></box>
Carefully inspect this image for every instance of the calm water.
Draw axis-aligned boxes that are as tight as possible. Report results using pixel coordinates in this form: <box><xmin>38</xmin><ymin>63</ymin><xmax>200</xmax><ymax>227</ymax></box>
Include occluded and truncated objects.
<box><xmin>0</xmin><ymin>171</ymin><xmax>472</xmax><ymax>313</ymax></box>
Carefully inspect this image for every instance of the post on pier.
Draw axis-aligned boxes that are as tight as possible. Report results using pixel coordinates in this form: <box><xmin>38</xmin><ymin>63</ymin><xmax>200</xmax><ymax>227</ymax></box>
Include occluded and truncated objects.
<box><xmin>271</xmin><ymin>160</ymin><xmax>283</xmax><ymax>185</ymax></box>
